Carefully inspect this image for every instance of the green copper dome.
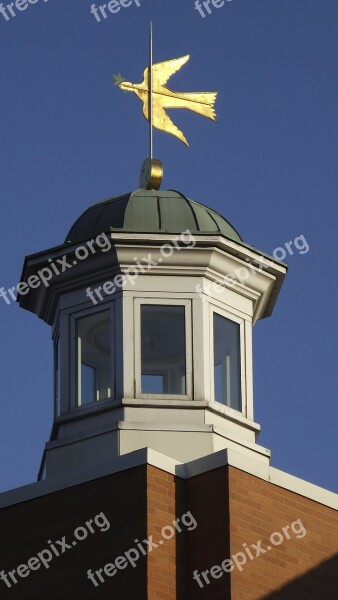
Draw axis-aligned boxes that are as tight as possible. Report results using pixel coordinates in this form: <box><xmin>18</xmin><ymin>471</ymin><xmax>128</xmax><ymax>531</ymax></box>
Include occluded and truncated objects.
<box><xmin>66</xmin><ymin>189</ymin><xmax>242</xmax><ymax>244</ymax></box>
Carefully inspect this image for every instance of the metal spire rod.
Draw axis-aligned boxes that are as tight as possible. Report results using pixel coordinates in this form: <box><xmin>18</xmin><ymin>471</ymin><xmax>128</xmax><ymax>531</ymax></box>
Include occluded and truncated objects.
<box><xmin>149</xmin><ymin>20</ymin><xmax>153</xmax><ymax>160</ymax></box>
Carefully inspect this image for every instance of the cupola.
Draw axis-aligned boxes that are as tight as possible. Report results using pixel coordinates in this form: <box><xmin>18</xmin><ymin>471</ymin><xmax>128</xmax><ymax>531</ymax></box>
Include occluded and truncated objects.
<box><xmin>19</xmin><ymin>187</ymin><xmax>286</xmax><ymax>480</ymax></box>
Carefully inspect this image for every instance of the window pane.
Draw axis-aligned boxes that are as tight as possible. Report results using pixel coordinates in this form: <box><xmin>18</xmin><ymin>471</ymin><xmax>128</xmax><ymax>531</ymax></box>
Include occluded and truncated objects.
<box><xmin>213</xmin><ymin>313</ymin><xmax>241</xmax><ymax>411</ymax></box>
<box><xmin>77</xmin><ymin>311</ymin><xmax>111</xmax><ymax>406</ymax></box>
<box><xmin>141</xmin><ymin>305</ymin><xmax>186</xmax><ymax>395</ymax></box>
<box><xmin>141</xmin><ymin>374</ymin><xmax>164</xmax><ymax>394</ymax></box>
<box><xmin>81</xmin><ymin>364</ymin><xmax>96</xmax><ymax>405</ymax></box>
<box><xmin>55</xmin><ymin>339</ymin><xmax>61</xmax><ymax>417</ymax></box>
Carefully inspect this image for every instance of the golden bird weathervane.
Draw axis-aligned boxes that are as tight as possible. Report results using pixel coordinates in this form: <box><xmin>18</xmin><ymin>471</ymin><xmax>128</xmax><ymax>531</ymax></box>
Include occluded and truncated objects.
<box><xmin>114</xmin><ymin>23</ymin><xmax>218</xmax><ymax>190</ymax></box>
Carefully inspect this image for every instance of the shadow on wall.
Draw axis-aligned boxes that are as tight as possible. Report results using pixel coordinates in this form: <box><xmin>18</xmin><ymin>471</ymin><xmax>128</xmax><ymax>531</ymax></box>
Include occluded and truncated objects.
<box><xmin>260</xmin><ymin>552</ymin><xmax>338</xmax><ymax>600</ymax></box>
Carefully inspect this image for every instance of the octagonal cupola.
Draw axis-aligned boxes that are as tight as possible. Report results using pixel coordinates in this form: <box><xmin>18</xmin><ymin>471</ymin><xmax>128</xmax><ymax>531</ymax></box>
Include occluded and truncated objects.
<box><xmin>19</xmin><ymin>187</ymin><xmax>287</xmax><ymax>480</ymax></box>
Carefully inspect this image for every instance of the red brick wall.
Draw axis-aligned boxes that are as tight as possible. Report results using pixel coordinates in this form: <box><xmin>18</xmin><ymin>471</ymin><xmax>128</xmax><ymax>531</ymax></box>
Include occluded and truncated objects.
<box><xmin>0</xmin><ymin>462</ymin><xmax>337</xmax><ymax>599</ymax></box>
<box><xmin>183</xmin><ymin>465</ymin><xmax>338</xmax><ymax>599</ymax></box>
<box><xmin>0</xmin><ymin>466</ymin><xmax>148</xmax><ymax>600</ymax></box>
<box><xmin>228</xmin><ymin>467</ymin><xmax>338</xmax><ymax>599</ymax></box>
<box><xmin>146</xmin><ymin>466</ymin><xmax>184</xmax><ymax>600</ymax></box>
<box><xmin>0</xmin><ymin>464</ymin><xmax>187</xmax><ymax>600</ymax></box>
<box><xmin>185</xmin><ymin>467</ymin><xmax>231</xmax><ymax>599</ymax></box>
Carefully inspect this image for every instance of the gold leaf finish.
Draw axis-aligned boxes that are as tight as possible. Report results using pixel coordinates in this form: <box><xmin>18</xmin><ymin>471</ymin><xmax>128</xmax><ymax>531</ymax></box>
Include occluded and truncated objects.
<box><xmin>119</xmin><ymin>55</ymin><xmax>218</xmax><ymax>146</ymax></box>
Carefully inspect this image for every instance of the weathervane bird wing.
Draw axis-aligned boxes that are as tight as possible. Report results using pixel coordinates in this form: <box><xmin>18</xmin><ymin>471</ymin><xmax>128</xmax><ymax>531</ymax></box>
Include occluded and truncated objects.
<box><xmin>142</xmin><ymin>55</ymin><xmax>190</xmax><ymax>89</ymax></box>
<box><xmin>150</xmin><ymin>96</ymin><xmax>189</xmax><ymax>146</ymax></box>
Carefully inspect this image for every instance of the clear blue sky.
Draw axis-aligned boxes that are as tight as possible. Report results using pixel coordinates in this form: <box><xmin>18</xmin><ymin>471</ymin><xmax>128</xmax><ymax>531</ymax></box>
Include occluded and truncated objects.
<box><xmin>0</xmin><ymin>0</ymin><xmax>337</xmax><ymax>494</ymax></box>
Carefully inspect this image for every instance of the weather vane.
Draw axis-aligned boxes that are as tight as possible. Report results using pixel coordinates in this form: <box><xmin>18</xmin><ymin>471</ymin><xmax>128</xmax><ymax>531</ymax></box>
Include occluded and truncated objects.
<box><xmin>114</xmin><ymin>22</ymin><xmax>218</xmax><ymax>190</ymax></box>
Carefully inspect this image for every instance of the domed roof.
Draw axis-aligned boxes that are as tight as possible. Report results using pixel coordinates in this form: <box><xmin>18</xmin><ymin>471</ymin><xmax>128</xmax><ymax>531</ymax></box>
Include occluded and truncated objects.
<box><xmin>66</xmin><ymin>189</ymin><xmax>242</xmax><ymax>244</ymax></box>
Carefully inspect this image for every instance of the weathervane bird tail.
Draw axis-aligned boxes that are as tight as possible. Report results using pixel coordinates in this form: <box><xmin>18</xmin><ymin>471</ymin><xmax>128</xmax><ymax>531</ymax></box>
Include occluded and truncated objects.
<box><xmin>118</xmin><ymin>54</ymin><xmax>218</xmax><ymax>146</ymax></box>
<box><xmin>157</xmin><ymin>90</ymin><xmax>218</xmax><ymax>120</ymax></box>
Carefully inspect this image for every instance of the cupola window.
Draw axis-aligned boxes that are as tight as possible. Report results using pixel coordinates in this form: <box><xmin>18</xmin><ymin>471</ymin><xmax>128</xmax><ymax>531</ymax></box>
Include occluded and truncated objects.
<box><xmin>135</xmin><ymin>299</ymin><xmax>192</xmax><ymax>398</ymax></box>
<box><xmin>76</xmin><ymin>310</ymin><xmax>112</xmax><ymax>406</ymax></box>
<box><xmin>54</xmin><ymin>337</ymin><xmax>61</xmax><ymax>417</ymax></box>
<box><xmin>213</xmin><ymin>312</ymin><xmax>242</xmax><ymax>411</ymax></box>
<box><xmin>141</xmin><ymin>305</ymin><xmax>186</xmax><ymax>394</ymax></box>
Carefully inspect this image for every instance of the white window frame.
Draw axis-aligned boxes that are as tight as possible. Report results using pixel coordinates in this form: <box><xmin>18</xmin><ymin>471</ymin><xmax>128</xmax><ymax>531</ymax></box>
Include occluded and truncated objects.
<box><xmin>134</xmin><ymin>298</ymin><xmax>192</xmax><ymax>400</ymax></box>
<box><xmin>70</xmin><ymin>303</ymin><xmax>115</xmax><ymax>410</ymax></box>
<box><xmin>209</xmin><ymin>304</ymin><xmax>247</xmax><ymax>416</ymax></box>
